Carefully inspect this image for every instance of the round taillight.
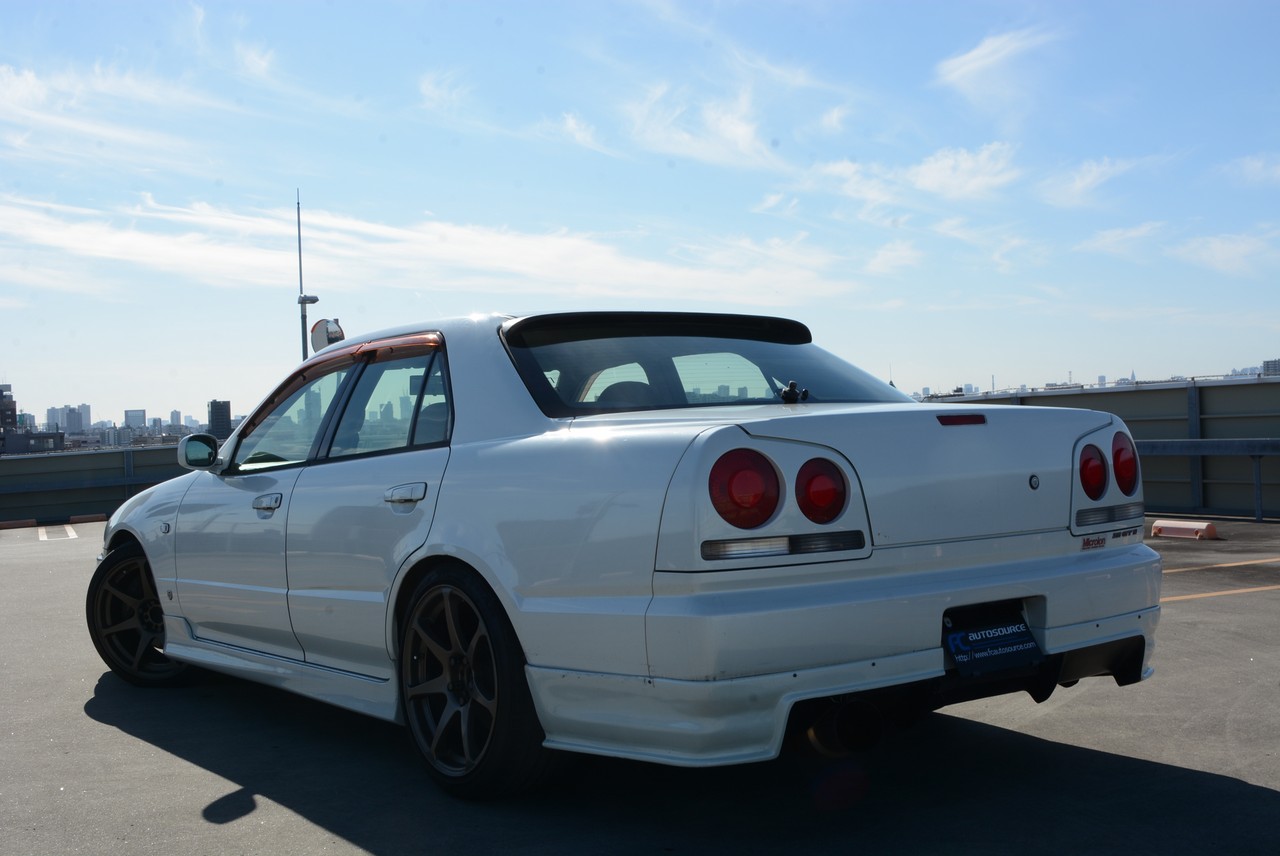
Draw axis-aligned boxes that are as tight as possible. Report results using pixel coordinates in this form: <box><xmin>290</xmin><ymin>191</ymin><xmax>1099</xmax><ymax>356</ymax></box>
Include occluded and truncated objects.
<box><xmin>796</xmin><ymin>458</ymin><xmax>847</xmax><ymax>524</ymax></box>
<box><xmin>1079</xmin><ymin>444</ymin><xmax>1108</xmax><ymax>501</ymax></box>
<box><xmin>709</xmin><ymin>449</ymin><xmax>780</xmax><ymax>529</ymax></box>
<box><xmin>1112</xmin><ymin>432</ymin><xmax>1139</xmax><ymax>496</ymax></box>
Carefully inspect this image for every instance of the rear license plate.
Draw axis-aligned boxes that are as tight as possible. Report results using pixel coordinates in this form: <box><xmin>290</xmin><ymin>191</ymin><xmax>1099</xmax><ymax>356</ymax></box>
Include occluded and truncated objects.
<box><xmin>943</xmin><ymin>603</ymin><xmax>1042</xmax><ymax>678</ymax></box>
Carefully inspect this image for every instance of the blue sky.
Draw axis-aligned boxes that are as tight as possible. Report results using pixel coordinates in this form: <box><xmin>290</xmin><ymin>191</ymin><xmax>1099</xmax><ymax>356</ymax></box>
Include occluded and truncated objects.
<box><xmin>2</xmin><ymin>1</ymin><xmax>1278</xmax><ymax>425</ymax></box>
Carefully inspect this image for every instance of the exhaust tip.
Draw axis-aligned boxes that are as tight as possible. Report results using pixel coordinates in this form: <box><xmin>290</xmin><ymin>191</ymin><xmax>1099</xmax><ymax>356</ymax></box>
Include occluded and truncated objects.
<box><xmin>805</xmin><ymin>700</ymin><xmax>884</xmax><ymax>756</ymax></box>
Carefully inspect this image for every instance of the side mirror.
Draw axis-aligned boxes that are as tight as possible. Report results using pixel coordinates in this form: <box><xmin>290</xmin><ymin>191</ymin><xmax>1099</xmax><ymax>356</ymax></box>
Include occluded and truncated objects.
<box><xmin>178</xmin><ymin>434</ymin><xmax>223</xmax><ymax>472</ymax></box>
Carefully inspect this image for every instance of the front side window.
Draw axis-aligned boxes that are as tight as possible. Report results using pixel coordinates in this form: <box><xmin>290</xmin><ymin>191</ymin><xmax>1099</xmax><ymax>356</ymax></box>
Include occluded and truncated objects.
<box><xmin>233</xmin><ymin>366</ymin><xmax>351</xmax><ymax>471</ymax></box>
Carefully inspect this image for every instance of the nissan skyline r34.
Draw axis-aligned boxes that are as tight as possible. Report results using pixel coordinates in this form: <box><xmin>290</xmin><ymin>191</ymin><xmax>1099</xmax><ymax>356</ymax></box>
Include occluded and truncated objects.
<box><xmin>87</xmin><ymin>312</ymin><xmax>1161</xmax><ymax>798</ymax></box>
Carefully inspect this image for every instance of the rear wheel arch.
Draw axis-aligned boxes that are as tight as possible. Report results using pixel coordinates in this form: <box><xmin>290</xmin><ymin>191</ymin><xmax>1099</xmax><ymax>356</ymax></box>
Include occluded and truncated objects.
<box><xmin>394</xmin><ymin>557</ymin><xmax>553</xmax><ymax>798</ymax></box>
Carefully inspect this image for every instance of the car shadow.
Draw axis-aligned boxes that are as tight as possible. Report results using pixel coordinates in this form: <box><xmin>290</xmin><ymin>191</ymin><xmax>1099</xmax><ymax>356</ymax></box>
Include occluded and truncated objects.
<box><xmin>84</xmin><ymin>672</ymin><xmax>1276</xmax><ymax>855</ymax></box>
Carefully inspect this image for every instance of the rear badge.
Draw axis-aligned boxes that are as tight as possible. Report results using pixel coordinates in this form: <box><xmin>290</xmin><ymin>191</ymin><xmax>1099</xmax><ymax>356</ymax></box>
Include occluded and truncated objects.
<box><xmin>1081</xmin><ymin>536</ymin><xmax>1107</xmax><ymax>551</ymax></box>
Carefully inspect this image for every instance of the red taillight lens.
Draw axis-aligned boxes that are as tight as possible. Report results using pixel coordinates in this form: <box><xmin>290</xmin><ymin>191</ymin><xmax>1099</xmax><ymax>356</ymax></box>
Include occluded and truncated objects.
<box><xmin>709</xmin><ymin>449</ymin><xmax>780</xmax><ymax>529</ymax></box>
<box><xmin>1079</xmin><ymin>444</ymin><xmax>1108</xmax><ymax>501</ymax></box>
<box><xmin>1112</xmin><ymin>432</ymin><xmax>1139</xmax><ymax>496</ymax></box>
<box><xmin>796</xmin><ymin>458</ymin><xmax>847</xmax><ymax>524</ymax></box>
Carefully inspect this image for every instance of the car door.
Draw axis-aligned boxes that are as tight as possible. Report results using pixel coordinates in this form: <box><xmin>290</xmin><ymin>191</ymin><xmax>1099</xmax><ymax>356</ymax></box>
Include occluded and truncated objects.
<box><xmin>285</xmin><ymin>340</ymin><xmax>451</xmax><ymax>680</ymax></box>
<box><xmin>173</xmin><ymin>357</ymin><xmax>354</xmax><ymax>659</ymax></box>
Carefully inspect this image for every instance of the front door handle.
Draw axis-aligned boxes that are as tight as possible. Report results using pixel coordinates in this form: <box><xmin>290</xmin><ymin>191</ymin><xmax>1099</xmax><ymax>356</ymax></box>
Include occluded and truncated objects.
<box><xmin>384</xmin><ymin>483</ymin><xmax>428</xmax><ymax>505</ymax></box>
<box><xmin>252</xmin><ymin>493</ymin><xmax>283</xmax><ymax>511</ymax></box>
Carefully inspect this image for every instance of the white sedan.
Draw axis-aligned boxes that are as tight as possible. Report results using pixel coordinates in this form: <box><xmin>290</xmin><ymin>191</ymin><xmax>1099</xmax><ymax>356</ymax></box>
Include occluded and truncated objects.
<box><xmin>87</xmin><ymin>312</ymin><xmax>1161</xmax><ymax>798</ymax></box>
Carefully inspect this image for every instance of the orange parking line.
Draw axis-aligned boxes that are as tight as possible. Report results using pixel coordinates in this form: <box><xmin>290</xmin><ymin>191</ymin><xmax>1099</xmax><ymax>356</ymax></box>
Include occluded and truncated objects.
<box><xmin>1161</xmin><ymin>584</ymin><xmax>1280</xmax><ymax>603</ymax></box>
<box><xmin>1162</xmin><ymin>556</ymin><xmax>1280</xmax><ymax>574</ymax></box>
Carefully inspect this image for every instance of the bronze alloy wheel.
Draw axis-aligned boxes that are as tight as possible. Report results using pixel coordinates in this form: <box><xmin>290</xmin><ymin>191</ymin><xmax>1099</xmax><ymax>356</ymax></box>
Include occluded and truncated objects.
<box><xmin>86</xmin><ymin>543</ymin><xmax>187</xmax><ymax>686</ymax></box>
<box><xmin>400</xmin><ymin>565</ymin><xmax>551</xmax><ymax>799</ymax></box>
<box><xmin>403</xmin><ymin>582</ymin><xmax>499</xmax><ymax>775</ymax></box>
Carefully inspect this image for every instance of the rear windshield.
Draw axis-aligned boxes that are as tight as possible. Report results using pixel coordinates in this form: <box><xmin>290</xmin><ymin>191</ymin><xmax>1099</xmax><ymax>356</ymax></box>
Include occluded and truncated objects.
<box><xmin>503</xmin><ymin>313</ymin><xmax>912</xmax><ymax>417</ymax></box>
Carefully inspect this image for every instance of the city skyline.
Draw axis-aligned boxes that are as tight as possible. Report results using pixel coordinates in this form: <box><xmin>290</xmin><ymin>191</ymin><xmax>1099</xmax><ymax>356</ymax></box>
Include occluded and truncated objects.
<box><xmin>11</xmin><ymin>352</ymin><xmax>1278</xmax><ymax>434</ymax></box>
<box><xmin>2</xmin><ymin>2</ymin><xmax>1278</xmax><ymax>421</ymax></box>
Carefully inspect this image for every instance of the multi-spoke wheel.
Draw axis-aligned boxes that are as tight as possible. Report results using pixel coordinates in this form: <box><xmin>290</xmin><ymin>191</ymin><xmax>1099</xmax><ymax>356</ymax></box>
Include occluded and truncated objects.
<box><xmin>86</xmin><ymin>542</ymin><xmax>187</xmax><ymax>686</ymax></box>
<box><xmin>400</xmin><ymin>565</ymin><xmax>550</xmax><ymax>799</ymax></box>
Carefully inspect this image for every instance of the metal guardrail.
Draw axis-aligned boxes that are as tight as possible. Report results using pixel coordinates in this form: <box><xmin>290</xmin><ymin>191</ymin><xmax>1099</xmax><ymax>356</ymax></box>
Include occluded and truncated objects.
<box><xmin>1136</xmin><ymin>439</ymin><xmax>1280</xmax><ymax>522</ymax></box>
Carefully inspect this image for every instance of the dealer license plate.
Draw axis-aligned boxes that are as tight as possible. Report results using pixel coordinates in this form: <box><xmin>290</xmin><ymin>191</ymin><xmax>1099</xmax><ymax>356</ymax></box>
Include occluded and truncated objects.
<box><xmin>942</xmin><ymin>602</ymin><xmax>1042</xmax><ymax>678</ymax></box>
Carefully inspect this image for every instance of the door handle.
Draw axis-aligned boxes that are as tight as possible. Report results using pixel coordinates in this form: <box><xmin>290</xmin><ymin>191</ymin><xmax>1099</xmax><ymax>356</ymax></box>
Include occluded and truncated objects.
<box><xmin>384</xmin><ymin>483</ymin><xmax>428</xmax><ymax>504</ymax></box>
<box><xmin>252</xmin><ymin>493</ymin><xmax>283</xmax><ymax>511</ymax></box>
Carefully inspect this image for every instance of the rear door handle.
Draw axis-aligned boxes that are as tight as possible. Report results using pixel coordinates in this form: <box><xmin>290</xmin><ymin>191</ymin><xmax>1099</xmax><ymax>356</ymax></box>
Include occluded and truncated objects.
<box><xmin>384</xmin><ymin>483</ymin><xmax>428</xmax><ymax>504</ymax></box>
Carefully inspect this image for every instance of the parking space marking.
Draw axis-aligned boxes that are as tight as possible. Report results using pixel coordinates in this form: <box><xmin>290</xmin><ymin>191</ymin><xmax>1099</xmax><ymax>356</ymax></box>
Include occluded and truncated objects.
<box><xmin>1163</xmin><ymin>556</ymin><xmax>1280</xmax><ymax>574</ymax></box>
<box><xmin>37</xmin><ymin>525</ymin><xmax>79</xmax><ymax>541</ymax></box>
<box><xmin>1162</xmin><ymin>584</ymin><xmax>1280</xmax><ymax>603</ymax></box>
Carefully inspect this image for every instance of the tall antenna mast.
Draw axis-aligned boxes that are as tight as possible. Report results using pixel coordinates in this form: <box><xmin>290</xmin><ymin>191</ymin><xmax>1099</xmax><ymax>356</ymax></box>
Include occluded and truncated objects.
<box><xmin>296</xmin><ymin>190</ymin><xmax>319</xmax><ymax>360</ymax></box>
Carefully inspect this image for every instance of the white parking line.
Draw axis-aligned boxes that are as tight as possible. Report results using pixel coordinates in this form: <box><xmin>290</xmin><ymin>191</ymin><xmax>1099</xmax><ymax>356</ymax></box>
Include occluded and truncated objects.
<box><xmin>37</xmin><ymin>525</ymin><xmax>79</xmax><ymax>541</ymax></box>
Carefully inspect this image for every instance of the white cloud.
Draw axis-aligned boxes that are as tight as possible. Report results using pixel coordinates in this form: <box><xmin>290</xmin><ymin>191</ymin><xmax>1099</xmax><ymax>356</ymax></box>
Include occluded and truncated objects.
<box><xmin>1075</xmin><ymin>222</ymin><xmax>1165</xmax><ymax>256</ymax></box>
<box><xmin>625</xmin><ymin>83</ymin><xmax>783</xmax><ymax>170</ymax></box>
<box><xmin>557</xmin><ymin>112</ymin><xmax>617</xmax><ymax>156</ymax></box>
<box><xmin>0</xmin><ymin>65</ymin><xmax>48</xmax><ymax>108</ymax></box>
<box><xmin>820</xmin><ymin>106</ymin><xmax>848</xmax><ymax>133</ymax></box>
<box><xmin>907</xmin><ymin>142</ymin><xmax>1021</xmax><ymax>199</ymax></box>
<box><xmin>865</xmin><ymin>240</ymin><xmax>921</xmax><ymax>275</ymax></box>
<box><xmin>234</xmin><ymin>43</ymin><xmax>274</xmax><ymax>79</ymax></box>
<box><xmin>418</xmin><ymin>71</ymin><xmax>468</xmax><ymax>111</ymax></box>
<box><xmin>936</xmin><ymin>27</ymin><xmax>1059</xmax><ymax>108</ymax></box>
<box><xmin>1042</xmin><ymin>157</ymin><xmax>1137</xmax><ymax>207</ymax></box>
<box><xmin>1223</xmin><ymin>153</ymin><xmax>1280</xmax><ymax>185</ymax></box>
<box><xmin>0</xmin><ymin>194</ymin><xmax>856</xmax><ymax>309</ymax></box>
<box><xmin>816</xmin><ymin>159</ymin><xmax>896</xmax><ymax>206</ymax></box>
<box><xmin>1170</xmin><ymin>231</ymin><xmax>1276</xmax><ymax>276</ymax></box>
<box><xmin>750</xmin><ymin>192</ymin><xmax>799</xmax><ymax>216</ymax></box>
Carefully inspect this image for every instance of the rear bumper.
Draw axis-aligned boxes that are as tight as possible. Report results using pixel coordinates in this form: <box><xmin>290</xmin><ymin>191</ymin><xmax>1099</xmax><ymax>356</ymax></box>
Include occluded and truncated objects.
<box><xmin>526</xmin><ymin>605</ymin><xmax>1158</xmax><ymax>766</ymax></box>
<box><xmin>526</xmin><ymin>537</ymin><xmax>1161</xmax><ymax>766</ymax></box>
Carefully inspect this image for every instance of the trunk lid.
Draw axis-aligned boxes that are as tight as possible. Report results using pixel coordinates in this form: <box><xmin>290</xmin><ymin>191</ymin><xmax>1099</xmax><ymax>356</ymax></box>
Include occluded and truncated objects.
<box><xmin>739</xmin><ymin>403</ymin><xmax>1113</xmax><ymax>546</ymax></box>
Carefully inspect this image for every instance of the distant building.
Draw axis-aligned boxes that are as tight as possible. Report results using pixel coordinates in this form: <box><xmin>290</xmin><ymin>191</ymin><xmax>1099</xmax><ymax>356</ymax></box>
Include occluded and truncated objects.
<box><xmin>208</xmin><ymin>400</ymin><xmax>232</xmax><ymax>441</ymax></box>
<box><xmin>1</xmin><ymin>385</ymin><xmax>17</xmax><ymax>430</ymax></box>
<box><xmin>170</xmin><ymin>410</ymin><xmax>182</xmax><ymax>427</ymax></box>
<box><xmin>46</xmin><ymin>404</ymin><xmax>91</xmax><ymax>433</ymax></box>
<box><xmin>1264</xmin><ymin>359</ymin><xmax>1280</xmax><ymax>377</ymax></box>
<box><xmin>124</xmin><ymin>409</ymin><xmax>147</xmax><ymax>429</ymax></box>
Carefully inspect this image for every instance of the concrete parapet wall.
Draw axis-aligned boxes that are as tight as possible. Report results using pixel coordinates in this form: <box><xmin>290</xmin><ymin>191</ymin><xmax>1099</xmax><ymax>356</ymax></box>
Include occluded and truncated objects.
<box><xmin>0</xmin><ymin>446</ymin><xmax>185</xmax><ymax>525</ymax></box>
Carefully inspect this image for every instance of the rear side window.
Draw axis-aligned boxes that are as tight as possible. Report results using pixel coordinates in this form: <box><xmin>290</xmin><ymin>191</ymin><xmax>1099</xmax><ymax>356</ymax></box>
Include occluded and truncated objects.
<box><xmin>329</xmin><ymin>350</ymin><xmax>451</xmax><ymax>459</ymax></box>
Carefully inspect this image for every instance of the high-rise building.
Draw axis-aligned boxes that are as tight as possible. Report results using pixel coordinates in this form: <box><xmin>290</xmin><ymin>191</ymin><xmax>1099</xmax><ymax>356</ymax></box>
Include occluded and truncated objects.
<box><xmin>44</xmin><ymin>404</ymin><xmax>90</xmax><ymax>433</ymax></box>
<box><xmin>208</xmin><ymin>400</ymin><xmax>232</xmax><ymax>441</ymax></box>
<box><xmin>170</xmin><ymin>410</ymin><xmax>182</xmax><ymax>427</ymax></box>
<box><xmin>0</xmin><ymin>385</ymin><xmax>17</xmax><ymax>430</ymax></box>
<box><xmin>124</xmin><ymin>409</ymin><xmax>147</xmax><ymax>428</ymax></box>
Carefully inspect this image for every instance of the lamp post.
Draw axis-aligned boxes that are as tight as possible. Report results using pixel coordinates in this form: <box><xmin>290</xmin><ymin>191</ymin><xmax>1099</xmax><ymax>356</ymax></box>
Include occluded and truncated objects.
<box><xmin>296</xmin><ymin>191</ymin><xmax>319</xmax><ymax>360</ymax></box>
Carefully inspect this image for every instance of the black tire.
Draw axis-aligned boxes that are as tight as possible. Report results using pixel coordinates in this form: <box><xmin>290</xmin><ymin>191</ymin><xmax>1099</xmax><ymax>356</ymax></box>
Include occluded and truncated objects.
<box><xmin>400</xmin><ymin>564</ymin><xmax>552</xmax><ymax>799</ymax></box>
<box><xmin>86</xmin><ymin>542</ymin><xmax>188</xmax><ymax>687</ymax></box>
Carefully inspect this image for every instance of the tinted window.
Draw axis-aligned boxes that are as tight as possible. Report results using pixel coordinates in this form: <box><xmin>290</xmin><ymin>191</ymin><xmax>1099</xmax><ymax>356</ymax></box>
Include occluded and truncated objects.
<box><xmin>329</xmin><ymin>350</ymin><xmax>450</xmax><ymax>458</ymax></box>
<box><xmin>504</xmin><ymin>313</ymin><xmax>912</xmax><ymax>417</ymax></box>
<box><xmin>233</xmin><ymin>367</ymin><xmax>351</xmax><ymax>471</ymax></box>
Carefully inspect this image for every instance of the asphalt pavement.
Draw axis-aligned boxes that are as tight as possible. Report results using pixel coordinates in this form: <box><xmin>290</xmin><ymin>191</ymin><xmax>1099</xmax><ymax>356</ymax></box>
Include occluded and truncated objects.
<box><xmin>1</xmin><ymin>519</ymin><xmax>1276</xmax><ymax>855</ymax></box>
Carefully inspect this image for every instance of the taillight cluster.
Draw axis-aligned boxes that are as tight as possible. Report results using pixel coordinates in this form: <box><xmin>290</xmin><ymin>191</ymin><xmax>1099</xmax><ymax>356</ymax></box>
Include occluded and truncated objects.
<box><xmin>1078</xmin><ymin>433</ymin><xmax>1140</xmax><ymax>501</ymax></box>
<box><xmin>709</xmin><ymin>449</ymin><xmax>847</xmax><ymax>529</ymax></box>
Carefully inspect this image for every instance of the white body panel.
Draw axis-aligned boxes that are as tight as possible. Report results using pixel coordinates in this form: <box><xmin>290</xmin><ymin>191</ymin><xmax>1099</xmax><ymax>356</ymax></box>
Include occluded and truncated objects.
<box><xmin>100</xmin><ymin>312</ymin><xmax>1161</xmax><ymax>767</ymax></box>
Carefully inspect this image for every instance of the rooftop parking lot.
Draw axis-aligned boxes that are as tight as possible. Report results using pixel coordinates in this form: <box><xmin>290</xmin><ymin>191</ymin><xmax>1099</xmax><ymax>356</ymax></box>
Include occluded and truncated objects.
<box><xmin>2</xmin><ymin>518</ymin><xmax>1276</xmax><ymax>855</ymax></box>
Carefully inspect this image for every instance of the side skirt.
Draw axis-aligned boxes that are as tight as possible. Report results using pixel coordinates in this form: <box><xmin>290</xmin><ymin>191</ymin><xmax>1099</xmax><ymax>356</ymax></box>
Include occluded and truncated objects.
<box><xmin>162</xmin><ymin>616</ymin><xmax>402</xmax><ymax>724</ymax></box>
